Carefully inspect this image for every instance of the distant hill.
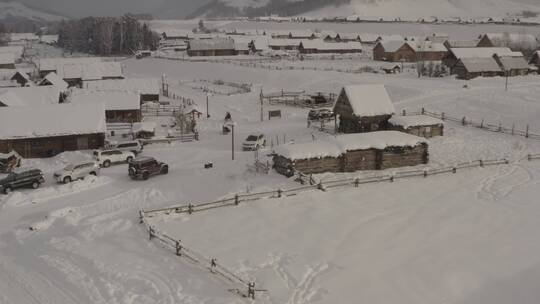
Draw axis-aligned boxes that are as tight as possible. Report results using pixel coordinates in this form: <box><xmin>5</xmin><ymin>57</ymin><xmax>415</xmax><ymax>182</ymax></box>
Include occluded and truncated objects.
<box><xmin>0</xmin><ymin>1</ymin><xmax>67</xmax><ymax>22</ymax></box>
<box><xmin>187</xmin><ymin>0</ymin><xmax>540</xmax><ymax>20</ymax></box>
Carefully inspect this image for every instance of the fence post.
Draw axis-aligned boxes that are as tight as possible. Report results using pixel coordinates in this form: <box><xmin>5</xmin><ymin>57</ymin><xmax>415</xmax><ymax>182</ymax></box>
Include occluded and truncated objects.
<box><xmin>139</xmin><ymin>210</ymin><xmax>144</xmax><ymax>224</ymax></box>
<box><xmin>452</xmin><ymin>167</ymin><xmax>457</xmax><ymax>173</ymax></box>
<box><xmin>423</xmin><ymin>170</ymin><xmax>427</xmax><ymax>177</ymax></box>
<box><xmin>175</xmin><ymin>240</ymin><xmax>182</xmax><ymax>256</ymax></box>
<box><xmin>421</xmin><ymin>107</ymin><xmax>425</xmax><ymax>115</ymax></box>
<box><xmin>480</xmin><ymin>119</ymin><xmax>484</xmax><ymax>129</ymax></box>
<box><xmin>354</xmin><ymin>178</ymin><xmax>359</xmax><ymax>187</ymax></box>
<box><xmin>511</xmin><ymin>123</ymin><xmax>515</xmax><ymax>135</ymax></box>
<box><xmin>441</xmin><ymin>112</ymin><xmax>445</xmax><ymax>121</ymax></box>
<box><xmin>149</xmin><ymin>226</ymin><xmax>154</xmax><ymax>240</ymax></box>
<box><xmin>389</xmin><ymin>175</ymin><xmax>394</xmax><ymax>182</ymax></box>
<box><xmin>462</xmin><ymin>117</ymin><xmax>466</xmax><ymax>126</ymax></box>
<box><xmin>402</xmin><ymin>109</ymin><xmax>406</xmax><ymax>116</ymax></box>
<box><xmin>498</xmin><ymin>123</ymin><xmax>502</xmax><ymax>132</ymax></box>
<box><xmin>277</xmin><ymin>189</ymin><xmax>282</xmax><ymax>198</ymax></box>
<box><xmin>188</xmin><ymin>203</ymin><xmax>193</xmax><ymax>214</ymax></box>
<box><xmin>528</xmin><ymin>154</ymin><xmax>531</xmax><ymax>161</ymax></box>
<box><xmin>526</xmin><ymin>125</ymin><xmax>529</xmax><ymax>138</ymax></box>
<box><xmin>235</xmin><ymin>194</ymin><xmax>239</xmax><ymax>205</ymax></box>
<box><xmin>479</xmin><ymin>159</ymin><xmax>484</xmax><ymax>167</ymax></box>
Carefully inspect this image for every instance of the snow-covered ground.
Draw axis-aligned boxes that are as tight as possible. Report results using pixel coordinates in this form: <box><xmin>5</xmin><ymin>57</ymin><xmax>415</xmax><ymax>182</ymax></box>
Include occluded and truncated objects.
<box><xmin>2</xmin><ymin>42</ymin><xmax>540</xmax><ymax>303</ymax></box>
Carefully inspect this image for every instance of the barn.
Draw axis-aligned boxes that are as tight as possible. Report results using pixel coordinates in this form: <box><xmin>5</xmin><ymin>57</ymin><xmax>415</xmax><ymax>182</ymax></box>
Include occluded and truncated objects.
<box><xmin>84</xmin><ymin>78</ymin><xmax>160</xmax><ymax>103</ymax></box>
<box><xmin>187</xmin><ymin>38</ymin><xmax>236</xmax><ymax>57</ymax></box>
<box><xmin>0</xmin><ymin>103</ymin><xmax>106</xmax><ymax>158</ymax></box>
<box><xmin>273</xmin><ymin>131</ymin><xmax>429</xmax><ymax>176</ymax></box>
<box><xmin>388</xmin><ymin>115</ymin><xmax>444</xmax><ymax>138</ymax></box>
<box><xmin>453</xmin><ymin>57</ymin><xmax>503</xmax><ymax>80</ymax></box>
<box><xmin>333</xmin><ymin>85</ymin><xmax>395</xmax><ymax>133</ymax></box>
<box><xmin>373</xmin><ymin>41</ymin><xmax>417</xmax><ymax>62</ymax></box>
<box><xmin>442</xmin><ymin>47</ymin><xmax>516</xmax><ymax>70</ymax></box>
<box><xmin>68</xmin><ymin>89</ymin><xmax>142</xmax><ymax>123</ymax></box>
<box><xmin>298</xmin><ymin>40</ymin><xmax>362</xmax><ymax>54</ymax></box>
<box><xmin>493</xmin><ymin>53</ymin><xmax>530</xmax><ymax>76</ymax></box>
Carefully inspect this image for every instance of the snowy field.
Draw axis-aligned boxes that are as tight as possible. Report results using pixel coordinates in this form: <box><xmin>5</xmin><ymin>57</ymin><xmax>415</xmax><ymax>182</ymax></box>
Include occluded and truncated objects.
<box><xmin>2</xmin><ymin>46</ymin><xmax>540</xmax><ymax>303</ymax></box>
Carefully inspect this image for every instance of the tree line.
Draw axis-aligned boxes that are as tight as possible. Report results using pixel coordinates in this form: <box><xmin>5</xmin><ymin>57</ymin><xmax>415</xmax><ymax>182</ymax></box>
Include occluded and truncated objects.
<box><xmin>57</xmin><ymin>15</ymin><xmax>159</xmax><ymax>56</ymax></box>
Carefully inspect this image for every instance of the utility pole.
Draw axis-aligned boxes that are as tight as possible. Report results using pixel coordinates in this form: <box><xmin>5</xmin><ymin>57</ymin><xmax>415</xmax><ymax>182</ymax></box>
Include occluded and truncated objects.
<box><xmin>259</xmin><ymin>87</ymin><xmax>264</xmax><ymax>122</ymax></box>
<box><xmin>505</xmin><ymin>69</ymin><xmax>509</xmax><ymax>91</ymax></box>
<box><xmin>231</xmin><ymin>124</ymin><xmax>235</xmax><ymax>160</ymax></box>
<box><xmin>206</xmin><ymin>89</ymin><xmax>210</xmax><ymax>118</ymax></box>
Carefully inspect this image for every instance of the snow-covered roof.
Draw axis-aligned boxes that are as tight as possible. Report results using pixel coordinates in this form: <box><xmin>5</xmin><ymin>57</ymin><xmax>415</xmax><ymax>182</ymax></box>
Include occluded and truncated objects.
<box><xmin>0</xmin><ymin>46</ymin><xmax>24</xmax><ymax>59</ymax></box>
<box><xmin>189</xmin><ymin>38</ymin><xmax>235</xmax><ymax>51</ymax></box>
<box><xmin>68</xmin><ymin>89</ymin><xmax>140</xmax><ymax>111</ymax></box>
<box><xmin>445</xmin><ymin>40</ymin><xmax>479</xmax><ymax>48</ymax></box>
<box><xmin>449</xmin><ymin>47</ymin><xmax>515</xmax><ymax>59</ymax></box>
<box><xmin>84</xmin><ymin>78</ymin><xmax>160</xmax><ymax>95</ymax></box>
<box><xmin>275</xmin><ymin>131</ymin><xmax>427</xmax><ymax>161</ymax></box>
<box><xmin>358</xmin><ymin>33</ymin><xmax>381</xmax><ymax>42</ymax></box>
<box><xmin>132</xmin><ymin>121</ymin><xmax>156</xmax><ymax>133</ymax></box>
<box><xmin>39</xmin><ymin>57</ymin><xmax>102</xmax><ymax>72</ymax></box>
<box><xmin>162</xmin><ymin>29</ymin><xmax>193</xmax><ymax>39</ymax></box>
<box><xmin>40</xmin><ymin>72</ymin><xmax>68</xmax><ymax>91</ymax></box>
<box><xmin>9</xmin><ymin>33</ymin><xmax>38</xmax><ymax>42</ymax></box>
<box><xmin>0</xmin><ymin>103</ymin><xmax>106</xmax><ymax>139</ymax></box>
<box><xmin>300</xmin><ymin>40</ymin><xmax>362</xmax><ymax>51</ymax></box>
<box><xmin>267</xmin><ymin>39</ymin><xmax>301</xmax><ymax>48</ymax></box>
<box><xmin>0</xmin><ymin>53</ymin><xmax>15</xmax><ymax>65</ymax></box>
<box><xmin>378</xmin><ymin>40</ymin><xmax>409</xmax><ymax>53</ymax></box>
<box><xmin>496</xmin><ymin>56</ymin><xmax>530</xmax><ymax>70</ymax></box>
<box><xmin>338</xmin><ymin>33</ymin><xmax>360</xmax><ymax>40</ymax></box>
<box><xmin>459</xmin><ymin>57</ymin><xmax>502</xmax><ymax>73</ymax></box>
<box><xmin>39</xmin><ymin>35</ymin><xmax>58</xmax><ymax>44</ymax></box>
<box><xmin>56</xmin><ymin>62</ymin><xmax>123</xmax><ymax>81</ymax></box>
<box><xmin>411</xmin><ymin>41</ymin><xmax>448</xmax><ymax>52</ymax></box>
<box><xmin>0</xmin><ymin>86</ymin><xmax>60</xmax><ymax>107</ymax></box>
<box><xmin>389</xmin><ymin>115</ymin><xmax>444</xmax><ymax>128</ymax></box>
<box><xmin>341</xmin><ymin>84</ymin><xmax>396</xmax><ymax>117</ymax></box>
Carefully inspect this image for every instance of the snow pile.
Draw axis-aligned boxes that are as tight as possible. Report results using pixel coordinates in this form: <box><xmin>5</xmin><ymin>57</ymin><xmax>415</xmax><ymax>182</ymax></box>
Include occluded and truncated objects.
<box><xmin>275</xmin><ymin>131</ymin><xmax>427</xmax><ymax>160</ymax></box>
<box><xmin>0</xmin><ymin>103</ymin><xmax>106</xmax><ymax>139</ymax></box>
<box><xmin>389</xmin><ymin>115</ymin><xmax>444</xmax><ymax>128</ymax></box>
<box><xmin>343</xmin><ymin>84</ymin><xmax>396</xmax><ymax>117</ymax></box>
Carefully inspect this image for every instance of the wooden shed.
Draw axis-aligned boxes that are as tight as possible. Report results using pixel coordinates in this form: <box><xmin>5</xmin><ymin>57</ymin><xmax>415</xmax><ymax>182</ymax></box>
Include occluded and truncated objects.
<box><xmin>388</xmin><ymin>115</ymin><xmax>444</xmax><ymax>138</ymax></box>
<box><xmin>0</xmin><ymin>103</ymin><xmax>106</xmax><ymax>158</ymax></box>
<box><xmin>333</xmin><ymin>85</ymin><xmax>395</xmax><ymax>133</ymax></box>
<box><xmin>273</xmin><ymin>131</ymin><xmax>428</xmax><ymax>176</ymax></box>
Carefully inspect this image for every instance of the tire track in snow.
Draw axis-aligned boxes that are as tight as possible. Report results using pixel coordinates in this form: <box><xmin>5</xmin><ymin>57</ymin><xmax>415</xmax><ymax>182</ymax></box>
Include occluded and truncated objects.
<box><xmin>476</xmin><ymin>164</ymin><xmax>534</xmax><ymax>202</ymax></box>
<box><xmin>286</xmin><ymin>263</ymin><xmax>329</xmax><ymax>304</ymax></box>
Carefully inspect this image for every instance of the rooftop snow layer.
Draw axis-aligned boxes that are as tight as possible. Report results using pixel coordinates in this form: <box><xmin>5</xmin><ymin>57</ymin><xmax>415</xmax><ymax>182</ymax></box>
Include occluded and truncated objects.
<box><xmin>40</xmin><ymin>72</ymin><xmax>69</xmax><ymax>91</ymax></box>
<box><xmin>189</xmin><ymin>38</ymin><xmax>235</xmax><ymax>51</ymax></box>
<box><xmin>0</xmin><ymin>53</ymin><xmax>15</xmax><ymax>65</ymax></box>
<box><xmin>342</xmin><ymin>84</ymin><xmax>396</xmax><ymax>117</ymax></box>
<box><xmin>84</xmin><ymin>78</ymin><xmax>160</xmax><ymax>95</ymax></box>
<box><xmin>275</xmin><ymin>131</ymin><xmax>427</xmax><ymax>160</ymax></box>
<box><xmin>0</xmin><ymin>86</ymin><xmax>60</xmax><ymax>107</ymax></box>
<box><xmin>0</xmin><ymin>103</ymin><xmax>106</xmax><ymax>139</ymax></box>
<box><xmin>39</xmin><ymin>57</ymin><xmax>102</xmax><ymax>72</ymax></box>
<box><xmin>459</xmin><ymin>57</ymin><xmax>502</xmax><ymax>72</ymax></box>
<box><xmin>389</xmin><ymin>115</ymin><xmax>444</xmax><ymax>128</ymax></box>
<box><xmin>68</xmin><ymin>89</ymin><xmax>140</xmax><ymax>111</ymax></box>
<box><xmin>450</xmin><ymin>47</ymin><xmax>515</xmax><ymax>59</ymax></box>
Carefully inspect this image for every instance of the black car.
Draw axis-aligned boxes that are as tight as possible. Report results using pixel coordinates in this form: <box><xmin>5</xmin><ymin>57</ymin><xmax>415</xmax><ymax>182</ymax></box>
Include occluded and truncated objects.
<box><xmin>0</xmin><ymin>169</ymin><xmax>45</xmax><ymax>194</ymax></box>
<box><xmin>128</xmin><ymin>157</ymin><xmax>168</xmax><ymax>180</ymax></box>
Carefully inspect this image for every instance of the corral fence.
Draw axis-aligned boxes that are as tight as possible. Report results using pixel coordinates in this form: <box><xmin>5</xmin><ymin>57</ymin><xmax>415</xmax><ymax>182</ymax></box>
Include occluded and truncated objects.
<box><xmin>261</xmin><ymin>90</ymin><xmax>336</xmax><ymax>109</ymax></box>
<box><xmin>139</xmin><ymin>212</ymin><xmax>261</xmax><ymax>299</ymax></box>
<box><xmin>142</xmin><ymin>155</ymin><xmax>540</xmax><ymax>219</ymax></box>
<box><xmin>404</xmin><ymin>108</ymin><xmax>540</xmax><ymax>140</ymax></box>
<box><xmin>141</xmin><ymin>104</ymin><xmax>184</xmax><ymax>117</ymax></box>
<box><xmin>139</xmin><ymin>133</ymin><xmax>198</xmax><ymax>145</ymax></box>
<box><xmin>140</xmin><ymin>154</ymin><xmax>540</xmax><ymax>299</ymax></box>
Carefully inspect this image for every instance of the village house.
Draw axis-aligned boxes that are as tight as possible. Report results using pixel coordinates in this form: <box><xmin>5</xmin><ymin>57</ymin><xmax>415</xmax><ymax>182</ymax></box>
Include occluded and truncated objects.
<box><xmin>477</xmin><ymin>33</ymin><xmax>539</xmax><ymax>52</ymax></box>
<box><xmin>298</xmin><ymin>40</ymin><xmax>362</xmax><ymax>54</ymax></box>
<box><xmin>0</xmin><ymin>86</ymin><xmax>61</xmax><ymax>107</ymax></box>
<box><xmin>452</xmin><ymin>57</ymin><xmax>503</xmax><ymax>80</ymax></box>
<box><xmin>0</xmin><ymin>103</ymin><xmax>106</xmax><ymax>158</ymax></box>
<box><xmin>187</xmin><ymin>38</ymin><xmax>236</xmax><ymax>56</ymax></box>
<box><xmin>388</xmin><ymin>115</ymin><xmax>444</xmax><ymax>138</ymax></box>
<box><xmin>84</xmin><ymin>78</ymin><xmax>160</xmax><ymax>103</ymax></box>
<box><xmin>10</xmin><ymin>70</ymin><xmax>32</xmax><ymax>87</ymax></box>
<box><xmin>333</xmin><ymin>85</ymin><xmax>396</xmax><ymax>133</ymax></box>
<box><xmin>267</xmin><ymin>39</ymin><xmax>301</xmax><ymax>51</ymax></box>
<box><xmin>55</xmin><ymin>62</ymin><xmax>124</xmax><ymax>88</ymax></box>
<box><xmin>272</xmin><ymin>131</ymin><xmax>429</xmax><ymax>176</ymax></box>
<box><xmin>39</xmin><ymin>72</ymin><xmax>69</xmax><ymax>91</ymax></box>
<box><xmin>68</xmin><ymin>89</ymin><xmax>142</xmax><ymax>123</ymax></box>
<box><xmin>493</xmin><ymin>53</ymin><xmax>530</xmax><ymax>76</ymax></box>
<box><xmin>0</xmin><ymin>53</ymin><xmax>15</xmax><ymax>69</ymax></box>
<box><xmin>373</xmin><ymin>41</ymin><xmax>416</xmax><ymax>62</ymax></box>
<box><xmin>442</xmin><ymin>47</ymin><xmax>516</xmax><ymax>71</ymax></box>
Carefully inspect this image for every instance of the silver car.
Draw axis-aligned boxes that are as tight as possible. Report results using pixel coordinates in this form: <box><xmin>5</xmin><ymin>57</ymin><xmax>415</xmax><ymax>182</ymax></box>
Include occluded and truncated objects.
<box><xmin>54</xmin><ymin>161</ymin><xmax>100</xmax><ymax>184</ymax></box>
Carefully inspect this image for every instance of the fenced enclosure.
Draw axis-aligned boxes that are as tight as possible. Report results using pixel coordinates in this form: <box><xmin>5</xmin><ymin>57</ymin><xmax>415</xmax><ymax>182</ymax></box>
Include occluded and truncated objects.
<box><xmin>404</xmin><ymin>108</ymin><xmax>540</xmax><ymax>140</ymax></box>
<box><xmin>261</xmin><ymin>90</ymin><xmax>336</xmax><ymax>108</ymax></box>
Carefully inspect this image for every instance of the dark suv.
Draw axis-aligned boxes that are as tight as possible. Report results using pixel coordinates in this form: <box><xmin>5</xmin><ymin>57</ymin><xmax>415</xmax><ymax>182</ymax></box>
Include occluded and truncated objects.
<box><xmin>128</xmin><ymin>157</ymin><xmax>168</xmax><ymax>180</ymax></box>
<box><xmin>0</xmin><ymin>169</ymin><xmax>45</xmax><ymax>194</ymax></box>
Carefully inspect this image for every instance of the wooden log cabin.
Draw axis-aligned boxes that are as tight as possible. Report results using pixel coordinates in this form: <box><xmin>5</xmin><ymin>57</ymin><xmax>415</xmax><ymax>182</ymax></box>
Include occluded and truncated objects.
<box><xmin>0</xmin><ymin>103</ymin><xmax>106</xmax><ymax>158</ymax></box>
<box><xmin>273</xmin><ymin>131</ymin><xmax>429</xmax><ymax>176</ymax></box>
<box><xmin>333</xmin><ymin>84</ymin><xmax>395</xmax><ymax>133</ymax></box>
<box><xmin>388</xmin><ymin>115</ymin><xmax>444</xmax><ymax>138</ymax></box>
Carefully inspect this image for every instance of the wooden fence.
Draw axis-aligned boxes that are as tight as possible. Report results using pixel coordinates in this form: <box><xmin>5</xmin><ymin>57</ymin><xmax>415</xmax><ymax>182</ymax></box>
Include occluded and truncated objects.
<box><xmin>139</xmin><ymin>212</ymin><xmax>260</xmax><ymax>299</ymax></box>
<box><xmin>142</xmin><ymin>155</ymin><xmax>540</xmax><ymax>218</ymax></box>
<box><xmin>405</xmin><ymin>108</ymin><xmax>540</xmax><ymax>140</ymax></box>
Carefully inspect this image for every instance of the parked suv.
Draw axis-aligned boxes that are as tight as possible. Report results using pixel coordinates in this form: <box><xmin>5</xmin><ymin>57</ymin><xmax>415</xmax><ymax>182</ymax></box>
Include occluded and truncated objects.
<box><xmin>54</xmin><ymin>161</ymin><xmax>100</xmax><ymax>184</ymax></box>
<box><xmin>128</xmin><ymin>157</ymin><xmax>168</xmax><ymax>180</ymax></box>
<box><xmin>110</xmin><ymin>140</ymin><xmax>143</xmax><ymax>155</ymax></box>
<box><xmin>242</xmin><ymin>134</ymin><xmax>266</xmax><ymax>151</ymax></box>
<box><xmin>0</xmin><ymin>168</ymin><xmax>45</xmax><ymax>194</ymax></box>
<box><xmin>93</xmin><ymin>150</ymin><xmax>135</xmax><ymax>168</ymax></box>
